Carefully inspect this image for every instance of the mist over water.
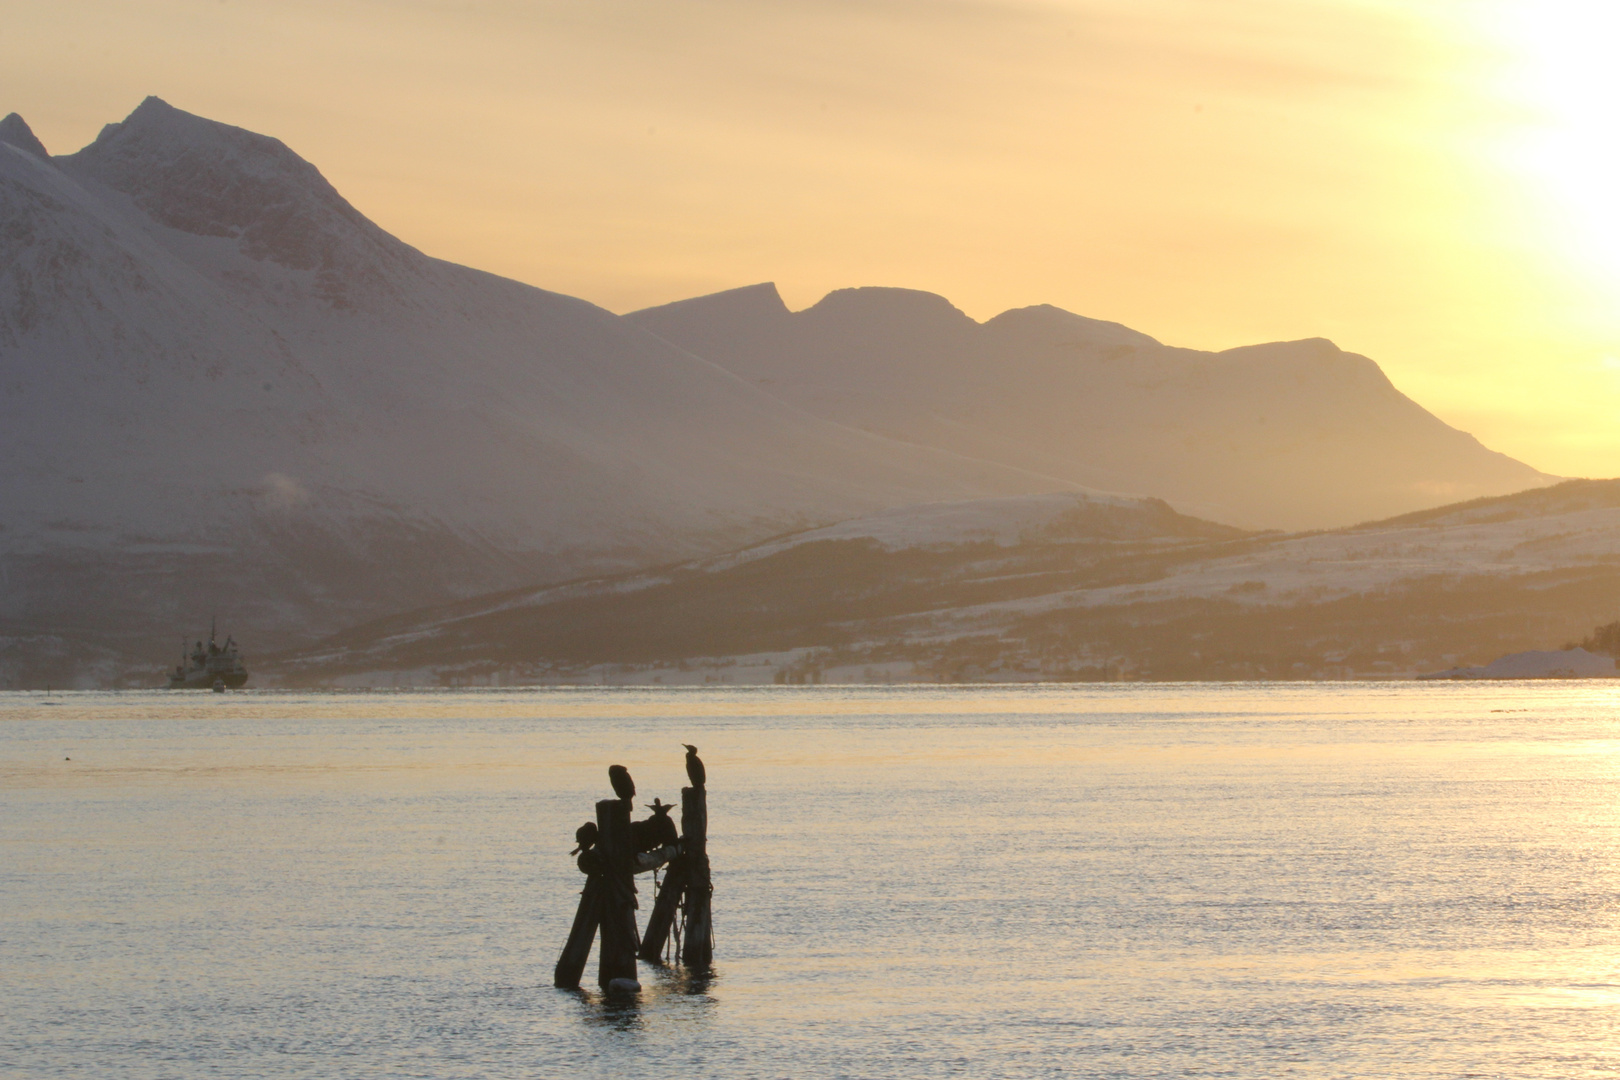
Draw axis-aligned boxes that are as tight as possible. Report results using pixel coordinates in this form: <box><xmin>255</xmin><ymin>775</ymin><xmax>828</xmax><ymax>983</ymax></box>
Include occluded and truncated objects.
<box><xmin>6</xmin><ymin>684</ymin><xmax>1620</xmax><ymax>1078</ymax></box>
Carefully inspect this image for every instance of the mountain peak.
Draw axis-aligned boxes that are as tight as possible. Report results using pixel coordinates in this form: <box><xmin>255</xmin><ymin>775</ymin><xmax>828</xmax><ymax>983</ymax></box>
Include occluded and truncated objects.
<box><xmin>627</xmin><ymin>282</ymin><xmax>792</xmax><ymax>355</ymax></box>
<box><xmin>804</xmin><ymin>286</ymin><xmax>976</xmax><ymax>326</ymax></box>
<box><xmin>76</xmin><ymin>96</ymin><xmax>284</xmax><ymax>169</ymax></box>
<box><xmin>795</xmin><ymin>287</ymin><xmax>979</xmax><ymax>352</ymax></box>
<box><xmin>117</xmin><ymin>94</ymin><xmax>182</xmax><ymax>129</ymax></box>
<box><xmin>1217</xmin><ymin>337</ymin><xmax>1368</xmax><ymax>371</ymax></box>
<box><xmin>0</xmin><ymin>113</ymin><xmax>50</xmax><ymax>161</ymax></box>
<box><xmin>984</xmin><ymin>304</ymin><xmax>1160</xmax><ymax>349</ymax></box>
<box><xmin>1220</xmin><ymin>336</ymin><xmax>1341</xmax><ymax>356</ymax></box>
<box><xmin>632</xmin><ymin>282</ymin><xmax>788</xmax><ymax>322</ymax></box>
<box><xmin>57</xmin><ymin>97</ymin><xmax>407</xmax><ymax>297</ymax></box>
<box><xmin>63</xmin><ymin>96</ymin><xmax>351</xmax><ymax>230</ymax></box>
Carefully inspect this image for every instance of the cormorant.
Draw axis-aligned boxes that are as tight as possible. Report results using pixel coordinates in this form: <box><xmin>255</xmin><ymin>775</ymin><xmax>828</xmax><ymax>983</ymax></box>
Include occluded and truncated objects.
<box><xmin>608</xmin><ymin>763</ymin><xmax>636</xmax><ymax>801</ymax></box>
<box><xmin>631</xmin><ymin>797</ymin><xmax>679</xmax><ymax>850</ymax></box>
<box><xmin>644</xmin><ymin>799</ymin><xmax>677</xmax><ymax>848</ymax></box>
<box><xmin>571</xmin><ymin>820</ymin><xmax>603</xmax><ymax>874</ymax></box>
<box><xmin>683</xmin><ymin>744</ymin><xmax>706</xmax><ymax>789</ymax></box>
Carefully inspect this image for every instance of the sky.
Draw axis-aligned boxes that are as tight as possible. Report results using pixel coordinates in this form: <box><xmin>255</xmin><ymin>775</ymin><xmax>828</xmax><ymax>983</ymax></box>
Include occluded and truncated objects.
<box><xmin>6</xmin><ymin>0</ymin><xmax>1619</xmax><ymax>477</ymax></box>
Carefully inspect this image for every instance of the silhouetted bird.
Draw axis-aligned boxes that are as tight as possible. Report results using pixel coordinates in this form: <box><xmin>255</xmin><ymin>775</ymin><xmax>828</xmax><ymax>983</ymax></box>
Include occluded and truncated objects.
<box><xmin>570</xmin><ymin>820</ymin><xmax>598</xmax><ymax>856</ymax></box>
<box><xmin>608</xmin><ymin>763</ymin><xmax>636</xmax><ymax>801</ymax></box>
<box><xmin>683</xmin><ymin>744</ymin><xmax>706</xmax><ymax>789</ymax></box>
<box><xmin>630</xmin><ymin>797</ymin><xmax>680</xmax><ymax>851</ymax></box>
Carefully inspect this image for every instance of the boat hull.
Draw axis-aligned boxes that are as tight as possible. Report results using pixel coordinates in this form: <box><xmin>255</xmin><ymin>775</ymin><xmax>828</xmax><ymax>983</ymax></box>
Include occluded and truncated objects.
<box><xmin>166</xmin><ymin>670</ymin><xmax>249</xmax><ymax>690</ymax></box>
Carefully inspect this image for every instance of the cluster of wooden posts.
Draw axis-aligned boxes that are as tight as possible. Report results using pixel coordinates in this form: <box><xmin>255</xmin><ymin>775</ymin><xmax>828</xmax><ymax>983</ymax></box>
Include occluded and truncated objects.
<box><xmin>553</xmin><ymin>781</ymin><xmax>713</xmax><ymax>990</ymax></box>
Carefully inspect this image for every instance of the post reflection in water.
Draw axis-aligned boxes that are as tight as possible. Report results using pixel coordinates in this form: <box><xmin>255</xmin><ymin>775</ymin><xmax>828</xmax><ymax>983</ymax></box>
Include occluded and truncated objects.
<box><xmin>5</xmin><ymin>682</ymin><xmax>1620</xmax><ymax>1079</ymax></box>
<box><xmin>574</xmin><ymin>967</ymin><xmax>719</xmax><ymax>1035</ymax></box>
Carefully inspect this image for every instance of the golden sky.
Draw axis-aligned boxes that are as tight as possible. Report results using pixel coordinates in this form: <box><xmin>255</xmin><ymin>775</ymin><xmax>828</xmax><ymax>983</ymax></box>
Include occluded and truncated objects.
<box><xmin>7</xmin><ymin>0</ymin><xmax>1618</xmax><ymax>476</ymax></box>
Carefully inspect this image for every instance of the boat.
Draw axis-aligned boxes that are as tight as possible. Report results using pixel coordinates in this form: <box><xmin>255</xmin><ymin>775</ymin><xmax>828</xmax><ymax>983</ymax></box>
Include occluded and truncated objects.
<box><xmin>166</xmin><ymin>619</ymin><xmax>249</xmax><ymax>689</ymax></box>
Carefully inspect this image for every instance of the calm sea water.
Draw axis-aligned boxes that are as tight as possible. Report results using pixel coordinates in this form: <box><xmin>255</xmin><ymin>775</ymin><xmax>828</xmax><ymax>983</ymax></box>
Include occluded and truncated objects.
<box><xmin>5</xmin><ymin>683</ymin><xmax>1620</xmax><ymax>1078</ymax></box>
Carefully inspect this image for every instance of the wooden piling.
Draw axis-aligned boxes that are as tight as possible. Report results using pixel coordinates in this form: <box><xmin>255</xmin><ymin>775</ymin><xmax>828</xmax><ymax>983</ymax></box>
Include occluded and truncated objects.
<box><xmin>679</xmin><ymin>785</ymin><xmax>713</xmax><ymax>968</ymax></box>
<box><xmin>551</xmin><ymin>871</ymin><xmax>602</xmax><ymax>989</ymax></box>
<box><xmin>596</xmin><ymin>798</ymin><xmax>641</xmax><ymax>989</ymax></box>
<box><xmin>637</xmin><ymin>854</ymin><xmax>687</xmax><ymax>962</ymax></box>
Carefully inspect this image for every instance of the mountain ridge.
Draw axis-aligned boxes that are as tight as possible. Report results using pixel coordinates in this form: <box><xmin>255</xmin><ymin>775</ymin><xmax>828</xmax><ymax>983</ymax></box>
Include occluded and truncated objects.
<box><xmin>0</xmin><ymin>97</ymin><xmax>1566</xmax><ymax>686</ymax></box>
<box><xmin>630</xmin><ymin>283</ymin><xmax>1552</xmax><ymax>530</ymax></box>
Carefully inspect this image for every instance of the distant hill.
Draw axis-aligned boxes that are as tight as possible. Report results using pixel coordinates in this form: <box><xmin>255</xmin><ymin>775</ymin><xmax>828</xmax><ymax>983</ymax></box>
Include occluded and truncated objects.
<box><xmin>630</xmin><ymin>284</ymin><xmax>1554</xmax><ymax>531</ymax></box>
<box><xmin>268</xmin><ymin>480</ymin><xmax>1620</xmax><ymax>686</ymax></box>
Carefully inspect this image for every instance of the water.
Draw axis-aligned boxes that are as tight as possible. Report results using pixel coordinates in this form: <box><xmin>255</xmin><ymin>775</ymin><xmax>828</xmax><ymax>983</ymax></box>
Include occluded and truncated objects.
<box><xmin>5</xmin><ymin>683</ymin><xmax>1620</xmax><ymax>1079</ymax></box>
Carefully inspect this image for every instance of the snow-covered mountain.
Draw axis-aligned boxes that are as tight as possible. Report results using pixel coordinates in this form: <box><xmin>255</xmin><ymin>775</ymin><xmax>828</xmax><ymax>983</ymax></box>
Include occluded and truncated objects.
<box><xmin>0</xmin><ymin>98</ymin><xmax>1062</xmax><ymax>680</ymax></box>
<box><xmin>0</xmin><ymin>97</ymin><xmax>1562</xmax><ymax>686</ymax></box>
<box><xmin>630</xmin><ymin>284</ymin><xmax>1554</xmax><ymax>530</ymax></box>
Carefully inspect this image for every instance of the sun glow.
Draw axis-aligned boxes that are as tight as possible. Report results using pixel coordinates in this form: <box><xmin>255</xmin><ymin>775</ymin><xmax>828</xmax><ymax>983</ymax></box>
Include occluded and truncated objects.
<box><xmin>1490</xmin><ymin>1</ymin><xmax>1620</xmax><ymax>291</ymax></box>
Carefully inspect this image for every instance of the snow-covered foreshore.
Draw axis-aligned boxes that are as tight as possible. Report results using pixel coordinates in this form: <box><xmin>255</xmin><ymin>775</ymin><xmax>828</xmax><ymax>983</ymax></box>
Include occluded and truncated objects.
<box><xmin>1418</xmin><ymin>647</ymin><xmax>1617</xmax><ymax>681</ymax></box>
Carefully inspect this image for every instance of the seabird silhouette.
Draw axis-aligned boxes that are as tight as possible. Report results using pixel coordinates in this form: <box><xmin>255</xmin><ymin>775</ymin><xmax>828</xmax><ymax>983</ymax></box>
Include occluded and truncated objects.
<box><xmin>632</xmin><ymin>798</ymin><xmax>679</xmax><ymax>850</ymax></box>
<box><xmin>683</xmin><ymin>744</ymin><xmax>706</xmax><ymax>789</ymax></box>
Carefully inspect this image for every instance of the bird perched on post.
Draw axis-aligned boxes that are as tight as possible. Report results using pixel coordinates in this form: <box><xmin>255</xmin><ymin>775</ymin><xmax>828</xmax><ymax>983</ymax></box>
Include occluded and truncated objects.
<box><xmin>631</xmin><ymin>798</ymin><xmax>679</xmax><ymax>851</ymax></box>
<box><xmin>608</xmin><ymin>764</ymin><xmax>636</xmax><ymax>802</ymax></box>
<box><xmin>683</xmin><ymin>744</ymin><xmax>706</xmax><ymax>789</ymax></box>
<box><xmin>571</xmin><ymin>820</ymin><xmax>602</xmax><ymax>874</ymax></box>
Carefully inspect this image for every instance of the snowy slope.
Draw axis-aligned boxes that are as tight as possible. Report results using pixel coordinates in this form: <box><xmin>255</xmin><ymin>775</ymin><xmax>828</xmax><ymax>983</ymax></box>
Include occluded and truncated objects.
<box><xmin>1419</xmin><ymin>648</ymin><xmax>1616</xmax><ymax>680</ymax></box>
<box><xmin>702</xmin><ymin>490</ymin><xmax>1242</xmax><ymax>568</ymax></box>
<box><xmin>630</xmin><ymin>284</ymin><xmax>1554</xmax><ymax>530</ymax></box>
<box><xmin>0</xmin><ymin>99</ymin><xmax>1066</xmax><ymax>671</ymax></box>
<box><xmin>267</xmin><ymin>480</ymin><xmax>1620</xmax><ymax>685</ymax></box>
<box><xmin>268</xmin><ymin>487</ymin><xmax>1246</xmax><ymax>679</ymax></box>
<box><xmin>934</xmin><ymin>496</ymin><xmax>1620</xmax><ymax>627</ymax></box>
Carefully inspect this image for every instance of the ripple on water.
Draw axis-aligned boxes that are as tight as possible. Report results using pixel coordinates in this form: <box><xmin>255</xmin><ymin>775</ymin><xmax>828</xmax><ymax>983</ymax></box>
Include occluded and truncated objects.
<box><xmin>4</xmin><ymin>682</ymin><xmax>1620</xmax><ymax>1078</ymax></box>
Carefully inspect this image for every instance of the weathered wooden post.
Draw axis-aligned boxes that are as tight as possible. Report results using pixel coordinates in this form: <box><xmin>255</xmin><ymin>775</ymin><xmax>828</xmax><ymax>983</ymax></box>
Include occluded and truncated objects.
<box><xmin>596</xmin><ymin>798</ymin><xmax>641</xmax><ymax>989</ymax></box>
<box><xmin>552</xmin><ymin>870</ymin><xmax>602</xmax><ymax>989</ymax></box>
<box><xmin>553</xmin><ymin>757</ymin><xmax>709</xmax><ymax>986</ymax></box>
<box><xmin>637</xmin><ymin>853</ymin><xmax>687</xmax><ymax>962</ymax></box>
<box><xmin>680</xmin><ymin>785</ymin><xmax>713</xmax><ymax>968</ymax></box>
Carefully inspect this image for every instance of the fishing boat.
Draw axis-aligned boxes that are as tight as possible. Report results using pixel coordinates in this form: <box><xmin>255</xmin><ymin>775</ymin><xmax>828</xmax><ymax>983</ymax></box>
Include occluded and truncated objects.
<box><xmin>166</xmin><ymin>619</ymin><xmax>249</xmax><ymax>690</ymax></box>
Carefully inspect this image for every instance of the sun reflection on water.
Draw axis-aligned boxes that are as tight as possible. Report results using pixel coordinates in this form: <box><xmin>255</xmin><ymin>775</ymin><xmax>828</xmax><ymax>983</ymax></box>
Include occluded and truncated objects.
<box><xmin>7</xmin><ymin>683</ymin><xmax>1620</xmax><ymax>1077</ymax></box>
